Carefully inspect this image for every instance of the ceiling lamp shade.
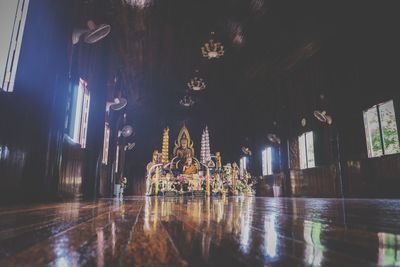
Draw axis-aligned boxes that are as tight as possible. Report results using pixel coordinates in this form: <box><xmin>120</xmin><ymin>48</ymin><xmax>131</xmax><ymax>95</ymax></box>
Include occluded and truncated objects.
<box><xmin>201</xmin><ymin>32</ymin><xmax>224</xmax><ymax>59</ymax></box>
<box><xmin>187</xmin><ymin>77</ymin><xmax>206</xmax><ymax>91</ymax></box>
<box><xmin>179</xmin><ymin>95</ymin><xmax>195</xmax><ymax>107</ymax></box>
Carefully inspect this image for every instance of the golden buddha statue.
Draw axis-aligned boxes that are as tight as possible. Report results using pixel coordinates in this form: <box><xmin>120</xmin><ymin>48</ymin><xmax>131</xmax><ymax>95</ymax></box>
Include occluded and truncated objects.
<box><xmin>173</xmin><ymin>126</ymin><xmax>194</xmax><ymax>159</ymax></box>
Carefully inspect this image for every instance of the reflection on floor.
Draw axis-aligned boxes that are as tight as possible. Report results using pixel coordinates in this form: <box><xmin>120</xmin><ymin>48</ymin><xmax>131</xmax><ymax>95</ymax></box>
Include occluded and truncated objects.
<box><xmin>1</xmin><ymin>197</ymin><xmax>400</xmax><ymax>266</ymax></box>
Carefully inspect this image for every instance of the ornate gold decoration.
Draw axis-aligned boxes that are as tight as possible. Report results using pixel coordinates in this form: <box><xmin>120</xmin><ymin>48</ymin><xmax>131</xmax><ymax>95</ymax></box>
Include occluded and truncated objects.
<box><xmin>201</xmin><ymin>32</ymin><xmax>224</xmax><ymax>59</ymax></box>
<box><xmin>215</xmin><ymin>152</ymin><xmax>222</xmax><ymax>169</ymax></box>
<box><xmin>161</xmin><ymin>128</ymin><xmax>169</xmax><ymax>163</ymax></box>
<box><xmin>173</xmin><ymin>125</ymin><xmax>195</xmax><ymax>157</ymax></box>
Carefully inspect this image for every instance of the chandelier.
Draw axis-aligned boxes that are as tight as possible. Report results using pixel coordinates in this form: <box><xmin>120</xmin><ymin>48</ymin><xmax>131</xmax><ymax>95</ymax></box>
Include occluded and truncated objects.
<box><xmin>201</xmin><ymin>32</ymin><xmax>224</xmax><ymax>59</ymax></box>
<box><xmin>179</xmin><ymin>95</ymin><xmax>195</xmax><ymax>107</ymax></box>
<box><xmin>187</xmin><ymin>77</ymin><xmax>206</xmax><ymax>91</ymax></box>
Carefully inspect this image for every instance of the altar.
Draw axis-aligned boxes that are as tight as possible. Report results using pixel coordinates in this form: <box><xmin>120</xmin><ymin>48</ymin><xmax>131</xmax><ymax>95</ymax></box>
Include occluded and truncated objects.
<box><xmin>145</xmin><ymin>126</ymin><xmax>255</xmax><ymax>196</ymax></box>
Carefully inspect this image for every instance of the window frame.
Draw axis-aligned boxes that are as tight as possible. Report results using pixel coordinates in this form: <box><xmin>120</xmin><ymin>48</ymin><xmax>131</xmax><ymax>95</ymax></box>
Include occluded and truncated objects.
<box><xmin>1</xmin><ymin>0</ymin><xmax>30</xmax><ymax>92</ymax></box>
<box><xmin>102</xmin><ymin>123</ymin><xmax>110</xmax><ymax>165</ymax></box>
<box><xmin>262</xmin><ymin>147</ymin><xmax>273</xmax><ymax>176</ymax></box>
<box><xmin>240</xmin><ymin>156</ymin><xmax>247</xmax><ymax>176</ymax></box>
<box><xmin>65</xmin><ymin>78</ymin><xmax>90</xmax><ymax>148</ymax></box>
<box><xmin>299</xmin><ymin>131</ymin><xmax>316</xmax><ymax>170</ymax></box>
<box><xmin>363</xmin><ymin>99</ymin><xmax>400</xmax><ymax>158</ymax></box>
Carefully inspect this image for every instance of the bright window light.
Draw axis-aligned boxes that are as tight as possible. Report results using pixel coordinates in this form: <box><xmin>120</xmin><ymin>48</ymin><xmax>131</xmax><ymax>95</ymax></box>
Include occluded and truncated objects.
<box><xmin>102</xmin><ymin>123</ymin><xmax>110</xmax><ymax>164</ymax></box>
<box><xmin>299</xmin><ymin>131</ymin><xmax>315</xmax><ymax>169</ymax></box>
<box><xmin>240</xmin><ymin>156</ymin><xmax>247</xmax><ymax>176</ymax></box>
<box><xmin>262</xmin><ymin>147</ymin><xmax>273</xmax><ymax>176</ymax></box>
<box><xmin>0</xmin><ymin>0</ymin><xmax>30</xmax><ymax>92</ymax></box>
<box><xmin>0</xmin><ymin>145</ymin><xmax>10</xmax><ymax>160</ymax></box>
<box><xmin>115</xmin><ymin>145</ymin><xmax>120</xmax><ymax>173</ymax></box>
<box><xmin>66</xmin><ymin>79</ymin><xmax>90</xmax><ymax>148</ymax></box>
<box><xmin>378</xmin><ymin>232</ymin><xmax>400</xmax><ymax>266</ymax></box>
<box><xmin>305</xmin><ymin>131</ymin><xmax>315</xmax><ymax>168</ymax></box>
<box><xmin>364</xmin><ymin>100</ymin><xmax>400</xmax><ymax>158</ymax></box>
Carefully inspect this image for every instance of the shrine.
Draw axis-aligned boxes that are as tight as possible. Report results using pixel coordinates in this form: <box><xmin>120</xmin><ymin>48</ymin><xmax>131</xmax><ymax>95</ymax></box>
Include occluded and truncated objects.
<box><xmin>145</xmin><ymin>125</ymin><xmax>255</xmax><ymax>196</ymax></box>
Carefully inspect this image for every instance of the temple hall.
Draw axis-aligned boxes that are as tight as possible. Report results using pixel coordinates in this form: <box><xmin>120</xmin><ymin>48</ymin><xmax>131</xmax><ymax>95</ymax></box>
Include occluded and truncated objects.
<box><xmin>0</xmin><ymin>1</ymin><xmax>400</xmax><ymax>266</ymax></box>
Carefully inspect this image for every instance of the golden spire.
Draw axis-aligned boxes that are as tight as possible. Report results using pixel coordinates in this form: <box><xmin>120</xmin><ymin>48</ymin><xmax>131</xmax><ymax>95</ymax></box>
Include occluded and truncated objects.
<box><xmin>162</xmin><ymin>128</ymin><xmax>169</xmax><ymax>164</ymax></box>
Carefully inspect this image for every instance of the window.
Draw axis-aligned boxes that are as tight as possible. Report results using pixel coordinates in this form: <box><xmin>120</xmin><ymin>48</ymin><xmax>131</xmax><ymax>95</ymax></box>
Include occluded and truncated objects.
<box><xmin>363</xmin><ymin>100</ymin><xmax>400</xmax><ymax>158</ymax></box>
<box><xmin>115</xmin><ymin>145</ymin><xmax>120</xmax><ymax>173</ymax></box>
<box><xmin>378</xmin><ymin>233</ymin><xmax>400</xmax><ymax>266</ymax></box>
<box><xmin>262</xmin><ymin>147</ymin><xmax>273</xmax><ymax>176</ymax></box>
<box><xmin>66</xmin><ymin>79</ymin><xmax>90</xmax><ymax>148</ymax></box>
<box><xmin>0</xmin><ymin>145</ymin><xmax>10</xmax><ymax>160</ymax></box>
<box><xmin>102</xmin><ymin>123</ymin><xmax>110</xmax><ymax>164</ymax></box>
<box><xmin>240</xmin><ymin>156</ymin><xmax>247</xmax><ymax>176</ymax></box>
<box><xmin>299</xmin><ymin>131</ymin><xmax>315</xmax><ymax>169</ymax></box>
<box><xmin>0</xmin><ymin>0</ymin><xmax>30</xmax><ymax>92</ymax></box>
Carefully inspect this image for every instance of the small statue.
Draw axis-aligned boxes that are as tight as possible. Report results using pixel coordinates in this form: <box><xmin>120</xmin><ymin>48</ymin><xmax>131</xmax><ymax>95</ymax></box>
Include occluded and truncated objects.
<box><xmin>212</xmin><ymin>173</ymin><xmax>223</xmax><ymax>193</ymax></box>
<box><xmin>223</xmin><ymin>163</ymin><xmax>232</xmax><ymax>175</ymax></box>
<box><xmin>183</xmin><ymin>157</ymin><xmax>198</xmax><ymax>175</ymax></box>
<box><xmin>215</xmin><ymin>152</ymin><xmax>222</xmax><ymax>170</ymax></box>
<box><xmin>232</xmin><ymin>162</ymin><xmax>239</xmax><ymax>192</ymax></box>
<box><xmin>146</xmin><ymin>150</ymin><xmax>161</xmax><ymax>195</ymax></box>
<box><xmin>146</xmin><ymin>150</ymin><xmax>160</xmax><ymax>173</ymax></box>
<box><xmin>223</xmin><ymin>163</ymin><xmax>232</xmax><ymax>184</ymax></box>
<box><xmin>232</xmin><ymin>162</ymin><xmax>239</xmax><ymax>174</ymax></box>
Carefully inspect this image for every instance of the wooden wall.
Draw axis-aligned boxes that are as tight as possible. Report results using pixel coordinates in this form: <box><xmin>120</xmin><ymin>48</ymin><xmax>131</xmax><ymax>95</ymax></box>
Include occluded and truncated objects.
<box><xmin>0</xmin><ymin>0</ymin><xmax>112</xmax><ymax>203</ymax></box>
<box><xmin>0</xmin><ymin>0</ymin><xmax>73</xmax><ymax>203</ymax></box>
<box><xmin>346</xmin><ymin>155</ymin><xmax>400</xmax><ymax>198</ymax></box>
<box><xmin>251</xmin><ymin>9</ymin><xmax>400</xmax><ymax>198</ymax></box>
<box><xmin>289</xmin><ymin>165</ymin><xmax>340</xmax><ymax>198</ymax></box>
<box><xmin>58</xmin><ymin>139</ymin><xmax>85</xmax><ymax>198</ymax></box>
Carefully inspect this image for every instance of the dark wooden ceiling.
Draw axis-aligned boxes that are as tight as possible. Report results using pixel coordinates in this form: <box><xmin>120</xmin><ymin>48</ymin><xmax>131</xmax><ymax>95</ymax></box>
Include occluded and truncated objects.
<box><xmin>109</xmin><ymin>0</ymin><xmax>326</xmax><ymax>108</ymax></box>
<box><xmin>80</xmin><ymin>0</ymin><xmax>400</xmax><ymax>163</ymax></box>
<box><xmin>105</xmin><ymin>0</ymin><xmax>330</xmax><ymax>140</ymax></box>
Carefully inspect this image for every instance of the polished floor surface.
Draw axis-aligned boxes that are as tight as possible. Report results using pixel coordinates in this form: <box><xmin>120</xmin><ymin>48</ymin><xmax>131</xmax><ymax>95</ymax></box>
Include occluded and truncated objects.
<box><xmin>1</xmin><ymin>197</ymin><xmax>400</xmax><ymax>267</ymax></box>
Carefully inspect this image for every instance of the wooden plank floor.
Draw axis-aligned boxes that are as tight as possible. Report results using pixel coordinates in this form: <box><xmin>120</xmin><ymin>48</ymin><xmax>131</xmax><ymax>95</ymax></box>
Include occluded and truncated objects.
<box><xmin>1</xmin><ymin>197</ymin><xmax>400</xmax><ymax>266</ymax></box>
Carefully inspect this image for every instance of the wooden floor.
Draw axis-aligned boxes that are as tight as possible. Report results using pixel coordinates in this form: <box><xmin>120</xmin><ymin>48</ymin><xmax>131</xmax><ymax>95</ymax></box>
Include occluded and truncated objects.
<box><xmin>0</xmin><ymin>197</ymin><xmax>400</xmax><ymax>267</ymax></box>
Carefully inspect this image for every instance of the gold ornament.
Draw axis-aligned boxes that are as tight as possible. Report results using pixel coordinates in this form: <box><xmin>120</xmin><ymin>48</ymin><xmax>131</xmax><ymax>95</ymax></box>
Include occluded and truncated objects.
<box><xmin>162</xmin><ymin>128</ymin><xmax>169</xmax><ymax>164</ymax></box>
